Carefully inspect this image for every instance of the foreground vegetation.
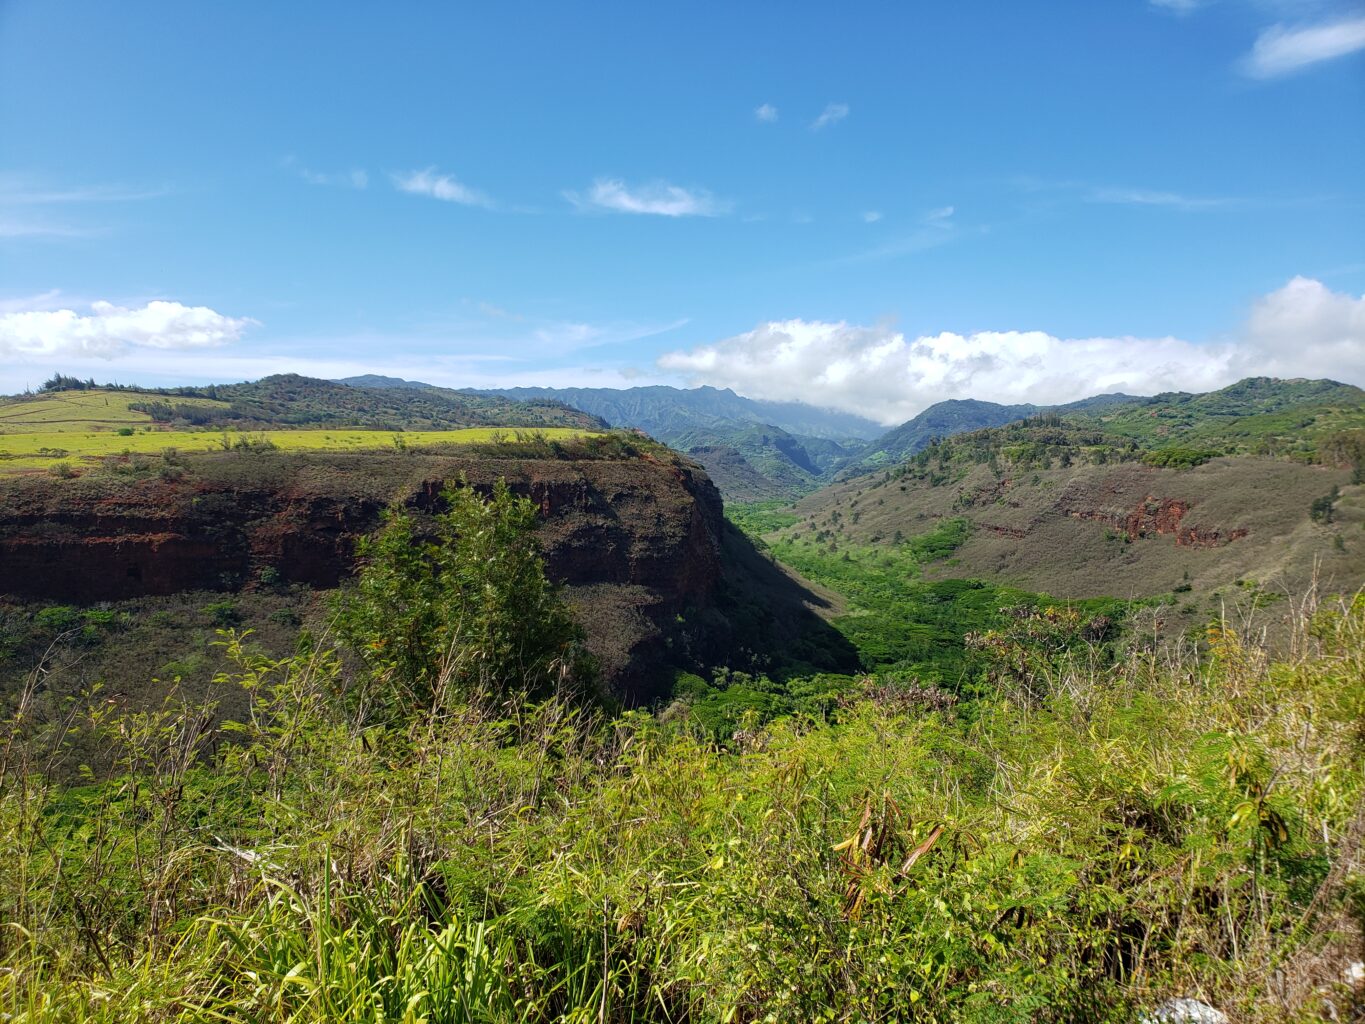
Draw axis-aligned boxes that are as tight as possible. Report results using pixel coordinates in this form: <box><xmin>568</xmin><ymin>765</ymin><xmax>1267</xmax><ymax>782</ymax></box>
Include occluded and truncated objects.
<box><xmin>1</xmin><ymin>484</ymin><xmax>1362</xmax><ymax>1022</ymax></box>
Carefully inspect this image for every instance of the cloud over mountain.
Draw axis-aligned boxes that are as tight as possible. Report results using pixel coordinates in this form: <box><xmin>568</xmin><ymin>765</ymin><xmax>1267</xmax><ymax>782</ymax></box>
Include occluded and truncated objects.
<box><xmin>658</xmin><ymin>277</ymin><xmax>1365</xmax><ymax>424</ymax></box>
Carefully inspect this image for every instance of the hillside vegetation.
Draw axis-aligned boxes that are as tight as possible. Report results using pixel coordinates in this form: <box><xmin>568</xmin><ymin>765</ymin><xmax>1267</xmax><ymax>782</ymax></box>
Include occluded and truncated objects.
<box><xmin>0</xmin><ymin>375</ymin><xmax>601</xmax><ymax>437</ymax></box>
<box><xmin>2</xmin><ymin>374</ymin><xmax>1363</xmax><ymax>1020</ymax></box>
<box><xmin>1</xmin><ymin>487</ymin><xmax>1361</xmax><ymax>1021</ymax></box>
<box><xmin>0</xmin><ymin>380</ymin><xmax>606</xmax><ymax>476</ymax></box>
<box><xmin>752</xmin><ymin>379</ymin><xmax>1365</xmax><ymax>624</ymax></box>
<box><xmin>0</xmin><ymin>424</ymin><xmax>596</xmax><ymax>476</ymax></box>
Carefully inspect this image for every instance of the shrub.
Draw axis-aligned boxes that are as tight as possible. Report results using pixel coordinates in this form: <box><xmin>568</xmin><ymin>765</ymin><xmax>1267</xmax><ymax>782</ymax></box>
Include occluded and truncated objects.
<box><xmin>203</xmin><ymin>600</ymin><xmax>241</xmax><ymax>627</ymax></box>
<box><xmin>1141</xmin><ymin>446</ymin><xmax>1222</xmax><ymax>469</ymax></box>
<box><xmin>332</xmin><ymin>477</ymin><xmax>595</xmax><ymax>718</ymax></box>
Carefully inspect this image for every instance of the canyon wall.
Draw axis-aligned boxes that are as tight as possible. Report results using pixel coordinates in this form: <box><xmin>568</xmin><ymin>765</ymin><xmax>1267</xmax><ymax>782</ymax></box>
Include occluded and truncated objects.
<box><xmin>0</xmin><ymin>450</ymin><xmax>730</xmax><ymax>699</ymax></box>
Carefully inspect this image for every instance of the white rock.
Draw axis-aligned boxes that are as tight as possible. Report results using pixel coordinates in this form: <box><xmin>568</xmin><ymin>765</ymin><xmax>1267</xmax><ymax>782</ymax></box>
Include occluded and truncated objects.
<box><xmin>1143</xmin><ymin>998</ymin><xmax>1229</xmax><ymax>1024</ymax></box>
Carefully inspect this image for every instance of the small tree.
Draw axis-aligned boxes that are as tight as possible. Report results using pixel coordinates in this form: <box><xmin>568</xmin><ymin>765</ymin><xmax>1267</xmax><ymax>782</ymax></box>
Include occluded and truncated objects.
<box><xmin>1309</xmin><ymin>486</ymin><xmax>1339</xmax><ymax>525</ymax></box>
<box><xmin>333</xmin><ymin>478</ymin><xmax>593</xmax><ymax>719</ymax></box>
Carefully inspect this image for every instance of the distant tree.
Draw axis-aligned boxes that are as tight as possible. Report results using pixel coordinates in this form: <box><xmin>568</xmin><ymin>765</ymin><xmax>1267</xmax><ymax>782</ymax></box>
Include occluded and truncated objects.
<box><xmin>1318</xmin><ymin>429</ymin><xmax>1365</xmax><ymax>485</ymax></box>
<box><xmin>40</xmin><ymin>373</ymin><xmax>95</xmax><ymax>392</ymax></box>
<box><xmin>1310</xmin><ymin>486</ymin><xmax>1340</xmax><ymax>525</ymax></box>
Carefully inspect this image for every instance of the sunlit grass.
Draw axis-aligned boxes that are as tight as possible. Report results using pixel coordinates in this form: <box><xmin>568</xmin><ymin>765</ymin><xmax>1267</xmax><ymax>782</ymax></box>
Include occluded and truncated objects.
<box><xmin>0</xmin><ymin>390</ymin><xmax>227</xmax><ymax>432</ymax></box>
<box><xmin>0</xmin><ymin>427</ymin><xmax>600</xmax><ymax>474</ymax></box>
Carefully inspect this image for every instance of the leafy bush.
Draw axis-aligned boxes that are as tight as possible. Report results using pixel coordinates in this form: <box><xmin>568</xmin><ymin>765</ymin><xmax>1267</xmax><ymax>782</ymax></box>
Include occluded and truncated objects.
<box><xmin>1141</xmin><ymin>446</ymin><xmax>1222</xmax><ymax>469</ymax></box>
<box><xmin>332</xmin><ymin>478</ymin><xmax>595</xmax><ymax>717</ymax></box>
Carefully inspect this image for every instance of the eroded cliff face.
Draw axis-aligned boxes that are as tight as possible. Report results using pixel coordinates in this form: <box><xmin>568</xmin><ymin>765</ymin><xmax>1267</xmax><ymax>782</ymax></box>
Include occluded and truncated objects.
<box><xmin>791</xmin><ymin>457</ymin><xmax>1356</xmax><ymax>601</ymax></box>
<box><xmin>1057</xmin><ymin>494</ymin><xmax>1250</xmax><ymax>548</ymax></box>
<box><xmin>0</xmin><ymin>450</ymin><xmax>727</xmax><ymax>699</ymax></box>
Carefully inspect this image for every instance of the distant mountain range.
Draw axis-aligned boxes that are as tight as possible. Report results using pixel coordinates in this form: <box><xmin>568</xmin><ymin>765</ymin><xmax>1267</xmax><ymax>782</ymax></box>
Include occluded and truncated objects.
<box><xmin>338</xmin><ymin>376</ymin><xmax>1365</xmax><ymax>503</ymax></box>
<box><xmin>458</xmin><ymin>384</ymin><xmax>884</xmax><ymax>441</ymax></box>
<box><xmin>458</xmin><ymin>384</ymin><xmax>1151</xmax><ymax>498</ymax></box>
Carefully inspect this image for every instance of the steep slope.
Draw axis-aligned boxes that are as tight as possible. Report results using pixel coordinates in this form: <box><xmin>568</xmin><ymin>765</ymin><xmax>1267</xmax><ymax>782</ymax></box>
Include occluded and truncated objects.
<box><xmin>770</xmin><ymin>378</ymin><xmax>1365</xmax><ymax>610</ymax></box>
<box><xmin>467</xmin><ymin>384</ymin><xmax>882</xmax><ymax>441</ymax></box>
<box><xmin>842</xmin><ymin>393</ymin><xmax>1142</xmax><ymax>477</ymax></box>
<box><xmin>669</xmin><ymin>423</ymin><xmax>862</xmax><ymax>498</ymax></box>
<box><xmin>846</xmin><ymin>399</ymin><xmax>1042</xmax><ymax>475</ymax></box>
<box><xmin>1075</xmin><ymin>377</ymin><xmax>1365</xmax><ymax>457</ymax></box>
<box><xmin>791</xmin><ymin>457</ymin><xmax>1362</xmax><ymax>601</ymax></box>
<box><xmin>0</xmin><ymin>446</ymin><xmax>856</xmax><ymax>702</ymax></box>
<box><xmin>466</xmin><ymin>384</ymin><xmax>876</xmax><ymax>499</ymax></box>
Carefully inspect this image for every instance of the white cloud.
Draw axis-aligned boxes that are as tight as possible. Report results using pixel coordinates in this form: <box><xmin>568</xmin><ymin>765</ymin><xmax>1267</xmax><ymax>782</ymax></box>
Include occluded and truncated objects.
<box><xmin>1087</xmin><ymin>186</ymin><xmax>1234</xmax><ymax>210</ymax></box>
<box><xmin>1243</xmin><ymin>15</ymin><xmax>1365</xmax><ymax>76</ymax></box>
<box><xmin>564</xmin><ymin>178</ymin><xmax>728</xmax><ymax>217</ymax></box>
<box><xmin>755</xmin><ymin>103</ymin><xmax>779</xmax><ymax>122</ymax></box>
<box><xmin>862</xmin><ymin>211</ymin><xmax>883</xmax><ymax>223</ymax></box>
<box><xmin>0</xmin><ymin>300</ymin><xmax>257</xmax><ymax>360</ymax></box>
<box><xmin>391</xmin><ymin>168</ymin><xmax>493</xmax><ymax>207</ymax></box>
<box><xmin>657</xmin><ymin>277</ymin><xmax>1365</xmax><ymax>424</ymax></box>
<box><xmin>288</xmin><ymin>159</ymin><xmax>368</xmax><ymax>189</ymax></box>
<box><xmin>1149</xmin><ymin>0</ymin><xmax>1206</xmax><ymax>13</ymax></box>
<box><xmin>1242</xmin><ymin>275</ymin><xmax>1365</xmax><ymax>374</ymax></box>
<box><xmin>811</xmin><ymin>103</ymin><xmax>849</xmax><ymax>130</ymax></box>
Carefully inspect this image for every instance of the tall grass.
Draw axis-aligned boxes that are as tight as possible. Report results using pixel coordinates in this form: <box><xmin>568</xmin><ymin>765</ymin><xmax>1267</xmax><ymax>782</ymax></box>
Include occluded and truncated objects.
<box><xmin>1</xmin><ymin>597</ymin><xmax>1362</xmax><ymax>1021</ymax></box>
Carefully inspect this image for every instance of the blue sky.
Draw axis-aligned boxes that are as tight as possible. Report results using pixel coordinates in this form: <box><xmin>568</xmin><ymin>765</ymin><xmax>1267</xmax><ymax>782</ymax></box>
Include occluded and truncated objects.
<box><xmin>1</xmin><ymin>0</ymin><xmax>1363</xmax><ymax>421</ymax></box>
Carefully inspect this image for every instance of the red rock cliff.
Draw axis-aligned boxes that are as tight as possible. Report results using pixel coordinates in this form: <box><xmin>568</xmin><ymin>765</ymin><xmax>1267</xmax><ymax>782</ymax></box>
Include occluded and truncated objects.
<box><xmin>0</xmin><ymin>450</ymin><xmax>727</xmax><ymax>699</ymax></box>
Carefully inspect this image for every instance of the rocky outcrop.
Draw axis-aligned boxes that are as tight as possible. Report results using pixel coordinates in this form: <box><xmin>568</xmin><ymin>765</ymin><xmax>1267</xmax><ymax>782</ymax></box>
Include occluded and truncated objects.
<box><xmin>1060</xmin><ymin>494</ymin><xmax>1248</xmax><ymax>548</ymax></box>
<box><xmin>0</xmin><ymin>450</ymin><xmax>730</xmax><ymax>699</ymax></box>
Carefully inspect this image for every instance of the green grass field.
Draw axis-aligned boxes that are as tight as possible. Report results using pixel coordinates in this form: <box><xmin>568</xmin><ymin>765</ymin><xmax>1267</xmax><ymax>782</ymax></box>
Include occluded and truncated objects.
<box><xmin>0</xmin><ymin>425</ymin><xmax>598</xmax><ymax>474</ymax></box>
<box><xmin>0</xmin><ymin>390</ymin><xmax>228</xmax><ymax>432</ymax></box>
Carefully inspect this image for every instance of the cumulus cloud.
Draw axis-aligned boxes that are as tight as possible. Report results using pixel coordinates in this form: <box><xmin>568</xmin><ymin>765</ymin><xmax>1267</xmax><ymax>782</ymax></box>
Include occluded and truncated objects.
<box><xmin>564</xmin><ymin>178</ymin><xmax>728</xmax><ymax>217</ymax></box>
<box><xmin>811</xmin><ymin>102</ymin><xmax>849</xmax><ymax>130</ymax></box>
<box><xmin>1243</xmin><ymin>15</ymin><xmax>1365</xmax><ymax>77</ymax></box>
<box><xmin>392</xmin><ymin>168</ymin><xmax>493</xmax><ymax>207</ymax></box>
<box><xmin>862</xmin><ymin>211</ymin><xmax>883</xmax><ymax>223</ymax></box>
<box><xmin>657</xmin><ymin>277</ymin><xmax>1365</xmax><ymax>425</ymax></box>
<box><xmin>754</xmin><ymin>103</ymin><xmax>778</xmax><ymax>122</ymax></box>
<box><xmin>1242</xmin><ymin>275</ymin><xmax>1365</xmax><ymax>373</ymax></box>
<box><xmin>0</xmin><ymin>300</ymin><xmax>257</xmax><ymax>360</ymax></box>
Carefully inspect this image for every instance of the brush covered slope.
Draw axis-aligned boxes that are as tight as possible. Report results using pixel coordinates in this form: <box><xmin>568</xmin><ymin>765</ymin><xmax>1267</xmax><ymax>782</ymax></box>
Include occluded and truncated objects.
<box><xmin>768</xmin><ymin>378</ymin><xmax>1365</xmax><ymax>613</ymax></box>
<box><xmin>841</xmin><ymin>393</ymin><xmax>1139</xmax><ymax>477</ymax></box>
<box><xmin>1</xmin><ymin>374</ymin><xmax>602</xmax><ymax>437</ymax></box>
